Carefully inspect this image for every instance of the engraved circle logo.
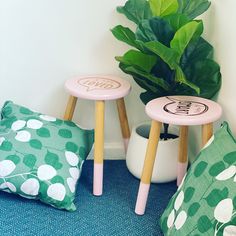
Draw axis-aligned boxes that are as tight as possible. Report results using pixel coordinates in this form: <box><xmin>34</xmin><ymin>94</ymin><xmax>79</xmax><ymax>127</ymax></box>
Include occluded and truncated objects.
<box><xmin>163</xmin><ymin>97</ymin><xmax>208</xmax><ymax>116</ymax></box>
<box><xmin>78</xmin><ymin>77</ymin><xmax>121</xmax><ymax>91</ymax></box>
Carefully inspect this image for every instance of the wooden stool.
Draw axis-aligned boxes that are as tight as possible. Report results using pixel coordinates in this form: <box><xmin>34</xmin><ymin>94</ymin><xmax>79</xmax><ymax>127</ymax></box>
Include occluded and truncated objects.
<box><xmin>64</xmin><ymin>75</ymin><xmax>131</xmax><ymax>196</ymax></box>
<box><xmin>135</xmin><ymin>96</ymin><xmax>222</xmax><ymax>215</ymax></box>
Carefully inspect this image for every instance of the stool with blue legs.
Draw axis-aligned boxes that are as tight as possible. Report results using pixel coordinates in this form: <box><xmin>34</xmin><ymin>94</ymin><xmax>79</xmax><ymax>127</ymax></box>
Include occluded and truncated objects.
<box><xmin>135</xmin><ymin>96</ymin><xmax>222</xmax><ymax>215</ymax></box>
<box><xmin>64</xmin><ymin>75</ymin><xmax>131</xmax><ymax>196</ymax></box>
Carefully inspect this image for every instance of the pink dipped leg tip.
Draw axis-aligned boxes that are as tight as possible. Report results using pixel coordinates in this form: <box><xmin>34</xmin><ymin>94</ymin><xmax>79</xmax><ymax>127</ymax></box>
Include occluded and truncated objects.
<box><xmin>123</xmin><ymin>138</ymin><xmax>130</xmax><ymax>154</ymax></box>
<box><xmin>135</xmin><ymin>182</ymin><xmax>150</xmax><ymax>215</ymax></box>
<box><xmin>177</xmin><ymin>162</ymin><xmax>188</xmax><ymax>186</ymax></box>
<box><xmin>93</xmin><ymin>163</ymin><xmax>103</xmax><ymax>196</ymax></box>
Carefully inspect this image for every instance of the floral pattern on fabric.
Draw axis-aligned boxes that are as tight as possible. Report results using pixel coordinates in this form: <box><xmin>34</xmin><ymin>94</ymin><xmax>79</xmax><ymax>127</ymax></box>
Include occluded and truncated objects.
<box><xmin>0</xmin><ymin>101</ymin><xmax>94</xmax><ymax>211</ymax></box>
<box><xmin>160</xmin><ymin>122</ymin><xmax>236</xmax><ymax>235</ymax></box>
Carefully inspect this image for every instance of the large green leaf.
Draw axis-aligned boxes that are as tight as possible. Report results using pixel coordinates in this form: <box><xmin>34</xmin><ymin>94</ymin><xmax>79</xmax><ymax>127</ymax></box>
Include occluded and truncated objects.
<box><xmin>140</xmin><ymin>90</ymin><xmax>166</xmax><ymax>104</ymax></box>
<box><xmin>151</xmin><ymin>57</ymin><xmax>174</xmax><ymax>84</ymax></box>
<box><xmin>149</xmin><ymin>0</ymin><xmax>178</xmax><ymax>17</ymax></box>
<box><xmin>133</xmin><ymin>77</ymin><xmax>160</xmax><ymax>94</ymax></box>
<box><xmin>117</xmin><ymin>0</ymin><xmax>152</xmax><ymax>25</ymax></box>
<box><xmin>111</xmin><ymin>25</ymin><xmax>139</xmax><ymax>49</ymax></box>
<box><xmin>115</xmin><ymin>49</ymin><xmax>157</xmax><ymax>73</ymax></box>
<box><xmin>175</xmin><ymin>66</ymin><xmax>200</xmax><ymax>94</ymax></box>
<box><xmin>170</xmin><ymin>20</ymin><xmax>203</xmax><ymax>62</ymax></box>
<box><xmin>141</xmin><ymin>41</ymin><xmax>178</xmax><ymax>69</ymax></box>
<box><xmin>124</xmin><ymin>66</ymin><xmax>170</xmax><ymax>90</ymax></box>
<box><xmin>136</xmin><ymin>17</ymin><xmax>174</xmax><ymax>46</ymax></box>
<box><xmin>118</xmin><ymin>51</ymin><xmax>172</xmax><ymax>105</ymax></box>
<box><xmin>119</xmin><ymin>63</ymin><xmax>159</xmax><ymax>93</ymax></box>
<box><xmin>177</xmin><ymin>36</ymin><xmax>221</xmax><ymax>99</ymax></box>
<box><xmin>181</xmin><ymin>37</ymin><xmax>213</xmax><ymax>69</ymax></box>
<box><xmin>184</xmin><ymin>59</ymin><xmax>221</xmax><ymax>99</ymax></box>
<box><xmin>177</xmin><ymin>0</ymin><xmax>211</xmax><ymax>19</ymax></box>
<box><xmin>163</xmin><ymin>13</ymin><xmax>190</xmax><ymax>31</ymax></box>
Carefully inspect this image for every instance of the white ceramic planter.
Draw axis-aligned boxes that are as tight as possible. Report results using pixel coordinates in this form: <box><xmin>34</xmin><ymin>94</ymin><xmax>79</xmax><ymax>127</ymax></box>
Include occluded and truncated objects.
<box><xmin>126</xmin><ymin>122</ymin><xmax>179</xmax><ymax>183</ymax></box>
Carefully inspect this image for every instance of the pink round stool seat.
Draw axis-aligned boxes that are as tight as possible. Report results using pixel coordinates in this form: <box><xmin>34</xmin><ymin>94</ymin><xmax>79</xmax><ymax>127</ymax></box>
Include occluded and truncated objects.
<box><xmin>146</xmin><ymin>96</ymin><xmax>222</xmax><ymax>126</ymax></box>
<box><xmin>65</xmin><ymin>75</ymin><xmax>131</xmax><ymax>101</ymax></box>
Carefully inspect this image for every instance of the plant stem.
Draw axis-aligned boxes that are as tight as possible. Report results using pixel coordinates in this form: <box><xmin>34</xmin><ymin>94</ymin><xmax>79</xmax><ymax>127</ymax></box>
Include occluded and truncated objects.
<box><xmin>163</xmin><ymin>123</ymin><xmax>169</xmax><ymax>140</ymax></box>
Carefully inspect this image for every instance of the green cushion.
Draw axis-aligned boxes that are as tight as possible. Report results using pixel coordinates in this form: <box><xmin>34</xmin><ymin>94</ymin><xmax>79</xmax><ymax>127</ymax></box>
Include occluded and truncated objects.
<box><xmin>160</xmin><ymin>122</ymin><xmax>236</xmax><ymax>235</ymax></box>
<box><xmin>0</xmin><ymin>101</ymin><xmax>94</xmax><ymax>211</ymax></box>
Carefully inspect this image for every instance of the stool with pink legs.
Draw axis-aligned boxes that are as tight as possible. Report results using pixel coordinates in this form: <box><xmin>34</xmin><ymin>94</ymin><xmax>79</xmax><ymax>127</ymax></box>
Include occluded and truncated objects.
<box><xmin>135</xmin><ymin>96</ymin><xmax>222</xmax><ymax>215</ymax></box>
<box><xmin>64</xmin><ymin>75</ymin><xmax>131</xmax><ymax>196</ymax></box>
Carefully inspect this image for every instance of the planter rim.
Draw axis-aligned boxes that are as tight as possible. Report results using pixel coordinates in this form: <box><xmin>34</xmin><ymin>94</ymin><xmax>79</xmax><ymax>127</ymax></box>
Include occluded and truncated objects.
<box><xmin>132</xmin><ymin>121</ymin><xmax>179</xmax><ymax>144</ymax></box>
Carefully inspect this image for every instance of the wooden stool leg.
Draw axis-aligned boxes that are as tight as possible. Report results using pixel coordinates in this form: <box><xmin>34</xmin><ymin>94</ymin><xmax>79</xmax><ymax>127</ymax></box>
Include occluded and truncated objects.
<box><xmin>64</xmin><ymin>96</ymin><xmax>77</xmax><ymax>120</ymax></box>
<box><xmin>202</xmin><ymin>123</ymin><xmax>213</xmax><ymax>147</ymax></box>
<box><xmin>177</xmin><ymin>126</ymin><xmax>188</xmax><ymax>186</ymax></box>
<box><xmin>135</xmin><ymin>120</ymin><xmax>162</xmax><ymax>215</ymax></box>
<box><xmin>93</xmin><ymin>100</ymin><xmax>105</xmax><ymax>196</ymax></box>
<box><xmin>116</xmin><ymin>98</ymin><xmax>131</xmax><ymax>153</ymax></box>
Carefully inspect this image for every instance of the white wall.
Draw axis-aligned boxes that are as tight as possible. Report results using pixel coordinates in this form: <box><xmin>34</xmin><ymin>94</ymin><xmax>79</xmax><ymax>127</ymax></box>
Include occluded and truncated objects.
<box><xmin>205</xmin><ymin>0</ymin><xmax>236</xmax><ymax>126</ymax></box>
<box><xmin>0</xmin><ymin>0</ymin><xmax>148</xmax><ymax>158</ymax></box>
<box><xmin>189</xmin><ymin>0</ymin><xmax>236</xmax><ymax>156</ymax></box>
<box><xmin>0</xmin><ymin>0</ymin><xmax>235</xmax><ymax>158</ymax></box>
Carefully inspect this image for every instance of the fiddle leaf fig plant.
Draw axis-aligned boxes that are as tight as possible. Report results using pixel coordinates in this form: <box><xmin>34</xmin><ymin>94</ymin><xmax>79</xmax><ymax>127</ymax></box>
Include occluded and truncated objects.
<box><xmin>111</xmin><ymin>0</ymin><xmax>221</xmax><ymax>105</ymax></box>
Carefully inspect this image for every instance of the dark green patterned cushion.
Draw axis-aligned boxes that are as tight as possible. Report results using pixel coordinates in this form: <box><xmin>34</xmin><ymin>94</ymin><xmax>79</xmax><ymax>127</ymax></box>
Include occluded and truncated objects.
<box><xmin>0</xmin><ymin>101</ymin><xmax>94</xmax><ymax>211</ymax></box>
<box><xmin>160</xmin><ymin>122</ymin><xmax>236</xmax><ymax>235</ymax></box>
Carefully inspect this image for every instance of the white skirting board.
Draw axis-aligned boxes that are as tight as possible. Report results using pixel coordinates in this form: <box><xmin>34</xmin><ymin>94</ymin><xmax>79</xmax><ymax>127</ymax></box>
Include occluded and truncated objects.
<box><xmin>87</xmin><ymin>142</ymin><xmax>125</xmax><ymax>160</ymax></box>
